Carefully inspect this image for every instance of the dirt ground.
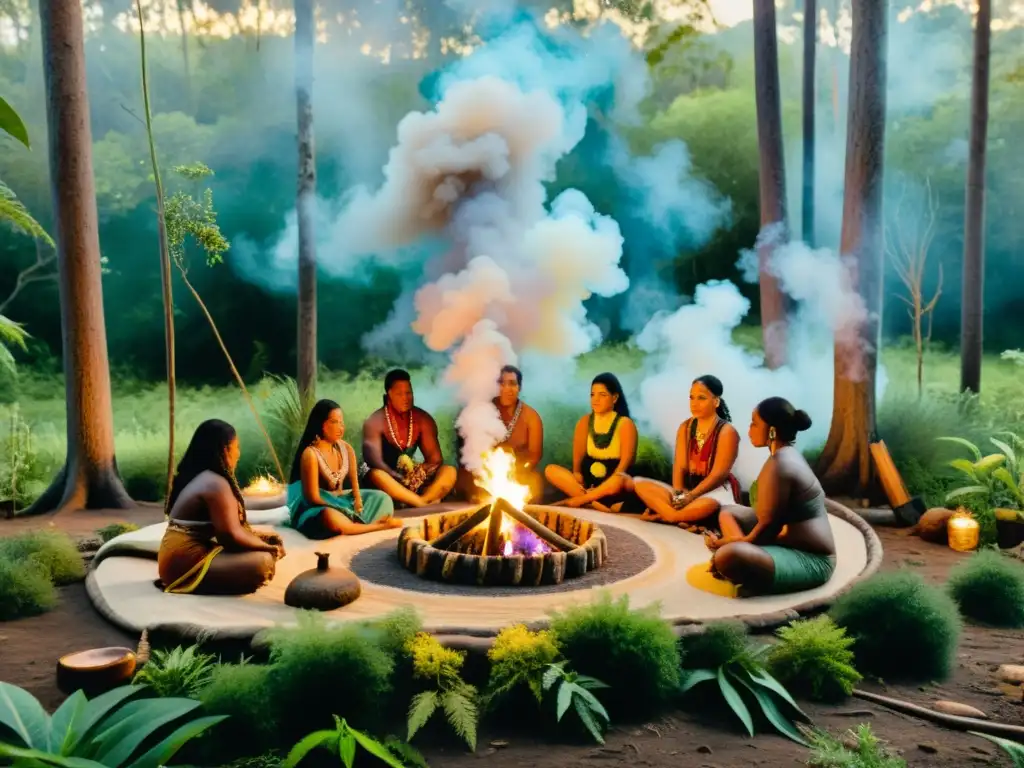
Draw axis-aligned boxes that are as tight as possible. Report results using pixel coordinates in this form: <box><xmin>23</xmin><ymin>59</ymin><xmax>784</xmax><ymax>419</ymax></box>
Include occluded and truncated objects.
<box><xmin>1</xmin><ymin>504</ymin><xmax>1021</xmax><ymax>767</ymax></box>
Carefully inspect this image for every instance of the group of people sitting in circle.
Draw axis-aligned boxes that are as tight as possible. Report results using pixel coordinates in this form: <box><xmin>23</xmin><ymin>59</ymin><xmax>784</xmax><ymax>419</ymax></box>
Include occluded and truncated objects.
<box><xmin>157</xmin><ymin>366</ymin><xmax>836</xmax><ymax>600</ymax></box>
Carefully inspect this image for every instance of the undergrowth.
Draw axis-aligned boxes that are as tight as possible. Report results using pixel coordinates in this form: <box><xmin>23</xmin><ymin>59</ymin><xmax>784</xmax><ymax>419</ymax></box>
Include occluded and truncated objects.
<box><xmin>767</xmin><ymin>616</ymin><xmax>862</xmax><ymax>702</ymax></box>
<box><xmin>0</xmin><ymin>557</ymin><xmax>55</xmax><ymax>620</ymax></box>
<box><xmin>829</xmin><ymin>570</ymin><xmax>962</xmax><ymax>681</ymax></box>
<box><xmin>804</xmin><ymin>723</ymin><xmax>907</xmax><ymax>767</ymax></box>
<box><xmin>134</xmin><ymin>644</ymin><xmax>218</xmax><ymax>698</ymax></box>
<box><xmin>947</xmin><ymin>549</ymin><xmax>1024</xmax><ymax>627</ymax></box>
<box><xmin>199</xmin><ymin>663</ymin><xmax>279</xmax><ymax>762</ymax></box>
<box><xmin>0</xmin><ymin>529</ymin><xmax>85</xmax><ymax>584</ymax></box>
<box><xmin>485</xmin><ymin>624</ymin><xmax>561</xmax><ymax>707</ymax></box>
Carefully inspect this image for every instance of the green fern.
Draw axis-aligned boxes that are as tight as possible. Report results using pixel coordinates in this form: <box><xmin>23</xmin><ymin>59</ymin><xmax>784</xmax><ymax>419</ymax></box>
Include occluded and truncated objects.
<box><xmin>767</xmin><ymin>616</ymin><xmax>863</xmax><ymax>702</ymax></box>
<box><xmin>406</xmin><ymin>691</ymin><xmax>438</xmax><ymax>741</ymax></box>
<box><xmin>0</xmin><ymin>178</ymin><xmax>53</xmax><ymax>246</ymax></box>
<box><xmin>440</xmin><ymin>683</ymin><xmax>478</xmax><ymax>752</ymax></box>
<box><xmin>383</xmin><ymin>736</ymin><xmax>430</xmax><ymax>768</ymax></box>
<box><xmin>134</xmin><ymin>643</ymin><xmax>218</xmax><ymax>698</ymax></box>
<box><xmin>404</xmin><ymin>633</ymin><xmax>479</xmax><ymax>752</ymax></box>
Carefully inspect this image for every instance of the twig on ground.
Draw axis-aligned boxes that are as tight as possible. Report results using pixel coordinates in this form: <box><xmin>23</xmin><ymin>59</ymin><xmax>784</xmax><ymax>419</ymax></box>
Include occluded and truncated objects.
<box><xmin>853</xmin><ymin>689</ymin><xmax>1024</xmax><ymax>739</ymax></box>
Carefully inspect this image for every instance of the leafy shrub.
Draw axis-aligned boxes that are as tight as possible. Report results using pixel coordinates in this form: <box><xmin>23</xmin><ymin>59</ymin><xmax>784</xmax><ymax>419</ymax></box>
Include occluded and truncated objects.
<box><xmin>283</xmin><ymin>716</ymin><xmax>406</xmax><ymax>768</ymax></box>
<box><xmin>766</xmin><ymin>616</ymin><xmax>862</xmax><ymax>702</ymax></box>
<box><xmin>549</xmin><ymin>593</ymin><xmax>681</xmax><ymax>716</ymax></box>
<box><xmin>134</xmin><ymin>644</ymin><xmax>218</xmax><ymax>698</ymax></box>
<box><xmin>360</xmin><ymin>606</ymin><xmax>423</xmax><ymax>661</ymax></box>
<box><xmin>486</xmin><ymin>624</ymin><xmax>561</xmax><ymax>706</ymax></box>
<box><xmin>679</xmin><ymin>620</ymin><xmax>759</xmax><ymax>671</ymax></box>
<box><xmin>96</xmin><ymin>522</ymin><xmax>140</xmax><ymax>542</ymax></box>
<box><xmin>804</xmin><ymin>723</ymin><xmax>906</xmax><ymax>767</ymax></box>
<box><xmin>405</xmin><ymin>632</ymin><xmax>478</xmax><ymax>751</ymax></box>
<box><xmin>265</xmin><ymin>614</ymin><xmax>396</xmax><ymax>738</ymax></box>
<box><xmin>0</xmin><ymin>557</ymin><xmax>56</xmax><ymax>620</ymax></box>
<box><xmin>947</xmin><ymin>549</ymin><xmax>1024</xmax><ymax>627</ymax></box>
<box><xmin>200</xmin><ymin>663</ymin><xmax>279</xmax><ymax>760</ymax></box>
<box><xmin>829</xmin><ymin>570</ymin><xmax>962</xmax><ymax>681</ymax></box>
<box><xmin>0</xmin><ymin>529</ymin><xmax>85</xmax><ymax>584</ymax></box>
<box><xmin>541</xmin><ymin>661</ymin><xmax>611</xmax><ymax>745</ymax></box>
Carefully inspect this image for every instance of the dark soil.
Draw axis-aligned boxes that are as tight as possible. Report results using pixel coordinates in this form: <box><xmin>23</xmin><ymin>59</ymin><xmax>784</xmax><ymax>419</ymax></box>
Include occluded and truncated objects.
<box><xmin>1</xmin><ymin>503</ymin><xmax>1022</xmax><ymax>767</ymax></box>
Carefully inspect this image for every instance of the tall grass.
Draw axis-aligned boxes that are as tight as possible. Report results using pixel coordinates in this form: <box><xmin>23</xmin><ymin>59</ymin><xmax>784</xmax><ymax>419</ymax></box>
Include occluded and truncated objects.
<box><xmin>2</xmin><ymin>337</ymin><xmax>1021</xmax><ymax>505</ymax></box>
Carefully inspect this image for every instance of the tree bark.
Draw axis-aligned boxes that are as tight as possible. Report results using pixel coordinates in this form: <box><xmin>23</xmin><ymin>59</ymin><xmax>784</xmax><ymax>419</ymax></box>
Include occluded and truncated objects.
<box><xmin>752</xmin><ymin>0</ymin><xmax>790</xmax><ymax>369</ymax></box>
<box><xmin>960</xmin><ymin>0</ymin><xmax>991</xmax><ymax>395</ymax></box>
<box><xmin>28</xmin><ymin>0</ymin><xmax>133</xmax><ymax>514</ymax></box>
<box><xmin>815</xmin><ymin>0</ymin><xmax>887</xmax><ymax>498</ymax></box>
<box><xmin>802</xmin><ymin>0</ymin><xmax>816</xmax><ymax>246</ymax></box>
<box><xmin>295</xmin><ymin>0</ymin><xmax>318</xmax><ymax>403</ymax></box>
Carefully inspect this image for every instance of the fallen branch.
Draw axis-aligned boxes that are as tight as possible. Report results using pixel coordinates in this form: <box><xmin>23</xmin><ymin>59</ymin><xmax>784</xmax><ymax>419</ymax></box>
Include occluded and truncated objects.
<box><xmin>852</xmin><ymin>689</ymin><xmax>1024</xmax><ymax>740</ymax></box>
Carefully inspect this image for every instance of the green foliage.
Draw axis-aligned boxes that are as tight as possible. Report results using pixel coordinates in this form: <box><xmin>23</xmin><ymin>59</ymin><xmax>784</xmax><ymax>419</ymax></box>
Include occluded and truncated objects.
<box><xmin>134</xmin><ymin>644</ymin><xmax>218</xmax><ymax>698</ymax></box>
<box><xmin>166</xmin><ymin>163</ymin><xmax>229</xmax><ymax>267</ymax></box>
<box><xmin>549</xmin><ymin>593</ymin><xmax>681</xmax><ymax>716</ymax></box>
<box><xmin>0</xmin><ymin>681</ymin><xmax>224</xmax><ymax>767</ymax></box>
<box><xmin>0</xmin><ymin>404</ymin><xmax>40</xmax><ymax>507</ymax></box>
<box><xmin>265</xmin><ymin>613</ymin><xmax>396</xmax><ymax>737</ymax></box>
<box><xmin>970</xmin><ymin>732</ymin><xmax>1024</xmax><ymax>766</ymax></box>
<box><xmin>541</xmin><ymin>661</ymin><xmax>611</xmax><ymax>745</ymax></box>
<box><xmin>0</xmin><ymin>179</ymin><xmax>52</xmax><ymax>247</ymax></box>
<box><xmin>0</xmin><ymin>529</ymin><xmax>86</xmax><ymax>585</ymax></box>
<box><xmin>766</xmin><ymin>616</ymin><xmax>863</xmax><ymax>702</ymax></box>
<box><xmin>282</xmin><ymin>715</ymin><xmax>407</xmax><ymax>768</ymax></box>
<box><xmin>485</xmin><ymin>624</ymin><xmax>561</xmax><ymax>706</ymax></box>
<box><xmin>829</xmin><ymin>570</ymin><xmax>963</xmax><ymax>681</ymax></box>
<box><xmin>804</xmin><ymin>723</ymin><xmax>907</xmax><ymax>768</ymax></box>
<box><xmin>938</xmin><ymin>434</ymin><xmax>1019</xmax><ymax>508</ymax></box>
<box><xmin>947</xmin><ymin>549</ymin><xmax>1024</xmax><ymax>627</ymax></box>
<box><xmin>360</xmin><ymin>606</ymin><xmax>424</xmax><ymax>660</ymax></box>
<box><xmin>97</xmin><ymin>522</ymin><xmax>141</xmax><ymax>542</ymax></box>
<box><xmin>263</xmin><ymin>375</ymin><xmax>314</xmax><ymax>474</ymax></box>
<box><xmin>405</xmin><ymin>632</ymin><xmax>478</xmax><ymax>751</ymax></box>
<box><xmin>0</xmin><ymin>557</ymin><xmax>56</xmax><ymax>620</ymax></box>
<box><xmin>0</xmin><ymin>94</ymin><xmax>30</xmax><ymax>148</ymax></box>
<box><xmin>199</xmin><ymin>663</ymin><xmax>279</xmax><ymax>761</ymax></box>
<box><xmin>679</xmin><ymin>623</ymin><xmax>808</xmax><ymax>745</ymax></box>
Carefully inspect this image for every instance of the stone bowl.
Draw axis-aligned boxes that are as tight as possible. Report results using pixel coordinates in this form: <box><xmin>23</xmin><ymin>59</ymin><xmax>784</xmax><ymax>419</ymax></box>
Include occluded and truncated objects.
<box><xmin>57</xmin><ymin>646</ymin><xmax>137</xmax><ymax>697</ymax></box>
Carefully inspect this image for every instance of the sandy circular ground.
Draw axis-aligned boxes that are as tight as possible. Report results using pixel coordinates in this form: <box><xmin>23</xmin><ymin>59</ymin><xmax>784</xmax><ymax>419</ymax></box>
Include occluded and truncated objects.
<box><xmin>86</xmin><ymin>501</ymin><xmax>881</xmax><ymax>644</ymax></box>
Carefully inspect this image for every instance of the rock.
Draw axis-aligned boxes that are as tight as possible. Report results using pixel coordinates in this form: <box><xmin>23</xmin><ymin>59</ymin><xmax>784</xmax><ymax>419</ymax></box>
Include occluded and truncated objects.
<box><xmin>490</xmin><ymin>740</ymin><xmax>509</xmax><ymax>749</ymax></box>
<box><xmin>917</xmin><ymin>742</ymin><xmax>939</xmax><ymax>754</ymax></box>
<box><xmin>696</xmin><ymin>745</ymin><xmax>712</xmax><ymax>754</ymax></box>
<box><xmin>997</xmin><ymin>664</ymin><xmax>1024</xmax><ymax>684</ymax></box>
<box><xmin>913</xmin><ymin>508</ymin><xmax>955</xmax><ymax>544</ymax></box>
<box><xmin>284</xmin><ymin>552</ymin><xmax>361</xmax><ymax>611</ymax></box>
<box><xmin>933</xmin><ymin>700</ymin><xmax>988</xmax><ymax>719</ymax></box>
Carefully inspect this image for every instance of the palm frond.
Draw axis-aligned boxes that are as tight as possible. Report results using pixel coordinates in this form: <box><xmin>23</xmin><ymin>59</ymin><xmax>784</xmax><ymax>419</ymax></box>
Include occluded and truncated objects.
<box><xmin>0</xmin><ymin>178</ymin><xmax>54</xmax><ymax>246</ymax></box>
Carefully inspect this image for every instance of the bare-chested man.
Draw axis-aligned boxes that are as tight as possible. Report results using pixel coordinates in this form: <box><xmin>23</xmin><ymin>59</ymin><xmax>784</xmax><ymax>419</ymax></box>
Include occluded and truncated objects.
<box><xmin>455</xmin><ymin>365</ymin><xmax>545</xmax><ymax>502</ymax></box>
<box><xmin>360</xmin><ymin>369</ymin><xmax>457</xmax><ymax>508</ymax></box>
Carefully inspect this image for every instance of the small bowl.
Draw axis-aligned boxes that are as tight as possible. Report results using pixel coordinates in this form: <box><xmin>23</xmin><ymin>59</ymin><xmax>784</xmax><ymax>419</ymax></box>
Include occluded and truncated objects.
<box><xmin>56</xmin><ymin>646</ymin><xmax>137</xmax><ymax>697</ymax></box>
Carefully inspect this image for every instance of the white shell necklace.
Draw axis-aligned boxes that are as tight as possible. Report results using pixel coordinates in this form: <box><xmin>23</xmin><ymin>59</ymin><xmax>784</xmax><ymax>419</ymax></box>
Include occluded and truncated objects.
<box><xmin>385</xmin><ymin>406</ymin><xmax>414</xmax><ymax>450</ymax></box>
<box><xmin>500</xmin><ymin>400</ymin><xmax>523</xmax><ymax>442</ymax></box>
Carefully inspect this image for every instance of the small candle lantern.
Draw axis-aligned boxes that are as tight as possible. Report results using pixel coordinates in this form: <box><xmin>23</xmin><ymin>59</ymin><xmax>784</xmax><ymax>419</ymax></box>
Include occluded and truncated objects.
<box><xmin>947</xmin><ymin>508</ymin><xmax>980</xmax><ymax>552</ymax></box>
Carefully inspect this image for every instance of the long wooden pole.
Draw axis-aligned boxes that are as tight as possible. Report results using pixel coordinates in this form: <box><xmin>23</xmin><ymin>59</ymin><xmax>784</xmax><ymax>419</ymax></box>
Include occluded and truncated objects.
<box><xmin>483</xmin><ymin>499</ymin><xmax>504</xmax><ymax>557</ymax></box>
<box><xmin>430</xmin><ymin>504</ymin><xmax>490</xmax><ymax>551</ymax></box>
<box><xmin>501</xmin><ymin>500</ymin><xmax>577</xmax><ymax>553</ymax></box>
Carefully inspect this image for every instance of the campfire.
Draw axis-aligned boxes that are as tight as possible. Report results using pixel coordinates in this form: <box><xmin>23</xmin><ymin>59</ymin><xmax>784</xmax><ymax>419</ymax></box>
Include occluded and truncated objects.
<box><xmin>397</xmin><ymin>449</ymin><xmax>608</xmax><ymax>587</ymax></box>
<box><xmin>241</xmin><ymin>474</ymin><xmax>284</xmax><ymax>497</ymax></box>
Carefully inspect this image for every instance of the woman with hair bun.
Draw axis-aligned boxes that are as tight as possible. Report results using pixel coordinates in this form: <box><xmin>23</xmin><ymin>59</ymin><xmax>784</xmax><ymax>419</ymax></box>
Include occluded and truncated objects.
<box><xmin>704</xmin><ymin>396</ymin><xmax>837</xmax><ymax>596</ymax></box>
<box><xmin>634</xmin><ymin>374</ymin><xmax>741</xmax><ymax>526</ymax></box>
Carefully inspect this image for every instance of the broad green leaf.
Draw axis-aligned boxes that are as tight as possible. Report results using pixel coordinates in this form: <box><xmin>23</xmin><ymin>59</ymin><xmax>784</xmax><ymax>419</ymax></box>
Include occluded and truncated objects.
<box><xmin>948</xmin><ymin>459</ymin><xmax>980</xmax><ymax>480</ymax></box>
<box><xmin>717</xmin><ymin>668</ymin><xmax>753</xmax><ymax>737</ymax></box>
<box><xmin>123</xmin><ymin>715</ymin><xmax>226</xmax><ymax>768</ymax></box>
<box><xmin>679</xmin><ymin>668</ymin><xmax>716</xmax><ymax>694</ymax></box>
<box><xmin>89</xmin><ymin>697</ymin><xmax>202</xmax><ymax>765</ymax></box>
<box><xmin>993</xmin><ymin>468</ymin><xmax>1024</xmax><ymax>504</ymax></box>
<box><xmin>68</xmin><ymin>685</ymin><xmax>143</xmax><ymax>752</ymax></box>
<box><xmin>572</xmin><ymin>697</ymin><xmax>606</xmax><ymax>745</ymax></box>
<box><xmin>0</xmin><ymin>741</ymin><xmax>106</xmax><ymax>768</ymax></box>
<box><xmin>48</xmin><ymin>691</ymin><xmax>87</xmax><ymax>754</ymax></box>
<box><xmin>0</xmin><ymin>682</ymin><xmax>51</xmax><ymax>750</ymax></box>
<box><xmin>571</xmin><ymin>686</ymin><xmax>610</xmax><ymax>724</ymax></box>
<box><xmin>991</xmin><ymin>438</ymin><xmax>1018</xmax><ymax>470</ymax></box>
<box><xmin>946</xmin><ymin>484</ymin><xmax>990</xmax><ymax>502</ymax></box>
<box><xmin>937</xmin><ymin>436</ymin><xmax>982</xmax><ymax>461</ymax></box>
<box><xmin>542</xmin><ymin>662</ymin><xmax>565</xmax><ymax>691</ymax></box>
<box><xmin>575</xmin><ymin>675</ymin><xmax>610</xmax><ymax>690</ymax></box>
<box><xmin>350</xmin><ymin>729</ymin><xmax>407</xmax><ymax>768</ymax></box>
<box><xmin>0</xmin><ymin>95</ymin><xmax>29</xmax><ymax>148</ymax></box>
<box><xmin>406</xmin><ymin>691</ymin><xmax>438</xmax><ymax>741</ymax></box>
<box><xmin>745</xmin><ymin>668</ymin><xmax>807</xmax><ymax>720</ymax></box>
<box><xmin>338</xmin><ymin>731</ymin><xmax>356</xmax><ymax>768</ymax></box>
<box><xmin>968</xmin><ymin>731</ymin><xmax>1024</xmax><ymax>767</ymax></box>
<box><xmin>732</xmin><ymin>673</ymin><xmax>808</xmax><ymax>746</ymax></box>
<box><xmin>281</xmin><ymin>730</ymin><xmax>336</xmax><ymax>768</ymax></box>
<box><xmin>556</xmin><ymin>681</ymin><xmax>575</xmax><ymax>721</ymax></box>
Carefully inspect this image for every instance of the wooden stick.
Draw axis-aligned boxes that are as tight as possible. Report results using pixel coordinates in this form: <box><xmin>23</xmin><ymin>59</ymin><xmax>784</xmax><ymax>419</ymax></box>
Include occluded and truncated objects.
<box><xmin>502</xmin><ymin>500</ymin><xmax>576</xmax><ymax>552</ymax></box>
<box><xmin>852</xmin><ymin>689</ymin><xmax>1024</xmax><ymax>740</ymax></box>
<box><xmin>483</xmin><ymin>500</ymin><xmax>504</xmax><ymax>557</ymax></box>
<box><xmin>429</xmin><ymin>504</ymin><xmax>490</xmax><ymax>551</ymax></box>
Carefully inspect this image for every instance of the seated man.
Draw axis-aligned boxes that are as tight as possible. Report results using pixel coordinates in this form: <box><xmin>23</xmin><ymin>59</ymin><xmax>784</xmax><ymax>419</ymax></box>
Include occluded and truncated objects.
<box><xmin>704</xmin><ymin>397</ymin><xmax>836</xmax><ymax>596</ymax></box>
<box><xmin>360</xmin><ymin>368</ymin><xmax>457</xmax><ymax>508</ymax></box>
<box><xmin>455</xmin><ymin>365</ymin><xmax>545</xmax><ymax>502</ymax></box>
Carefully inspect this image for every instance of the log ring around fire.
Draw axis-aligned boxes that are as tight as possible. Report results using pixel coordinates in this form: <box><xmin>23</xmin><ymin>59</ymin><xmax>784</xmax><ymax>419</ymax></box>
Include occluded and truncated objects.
<box><xmin>397</xmin><ymin>505</ymin><xmax>607</xmax><ymax>587</ymax></box>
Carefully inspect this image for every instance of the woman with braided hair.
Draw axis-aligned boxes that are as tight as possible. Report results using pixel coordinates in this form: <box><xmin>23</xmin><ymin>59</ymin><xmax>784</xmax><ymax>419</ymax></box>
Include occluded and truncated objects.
<box><xmin>634</xmin><ymin>374</ymin><xmax>741</xmax><ymax>526</ymax></box>
<box><xmin>157</xmin><ymin>419</ymin><xmax>283</xmax><ymax>595</ymax></box>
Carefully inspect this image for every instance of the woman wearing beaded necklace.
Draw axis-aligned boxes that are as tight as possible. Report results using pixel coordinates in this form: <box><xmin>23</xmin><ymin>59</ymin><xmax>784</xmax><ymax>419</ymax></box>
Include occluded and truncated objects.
<box><xmin>634</xmin><ymin>374</ymin><xmax>740</xmax><ymax>527</ymax></box>
<box><xmin>545</xmin><ymin>372</ymin><xmax>638</xmax><ymax>512</ymax></box>
<box><xmin>286</xmin><ymin>399</ymin><xmax>402</xmax><ymax>539</ymax></box>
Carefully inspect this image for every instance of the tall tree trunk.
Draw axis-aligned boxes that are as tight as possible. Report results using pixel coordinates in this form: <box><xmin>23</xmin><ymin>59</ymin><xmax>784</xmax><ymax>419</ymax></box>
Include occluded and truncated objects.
<box><xmin>176</xmin><ymin>0</ymin><xmax>193</xmax><ymax>113</ymax></box>
<box><xmin>802</xmin><ymin>0</ymin><xmax>816</xmax><ymax>245</ymax></box>
<box><xmin>753</xmin><ymin>0</ymin><xmax>790</xmax><ymax>369</ymax></box>
<box><xmin>815</xmin><ymin>0</ymin><xmax>888</xmax><ymax>498</ymax></box>
<box><xmin>28</xmin><ymin>0</ymin><xmax>133</xmax><ymax>514</ymax></box>
<box><xmin>960</xmin><ymin>0</ymin><xmax>991</xmax><ymax>395</ymax></box>
<box><xmin>295</xmin><ymin>0</ymin><xmax>317</xmax><ymax>403</ymax></box>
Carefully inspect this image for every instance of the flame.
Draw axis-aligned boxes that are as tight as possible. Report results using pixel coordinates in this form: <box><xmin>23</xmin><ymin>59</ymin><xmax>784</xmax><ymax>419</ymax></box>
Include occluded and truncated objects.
<box><xmin>243</xmin><ymin>475</ymin><xmax>281</xmax><ymax>495</ymax></box>
<box><xmin>474</xmin><ymin>449</ymin><xmax>529</xmax><ymax>510</ymax></box>
<box><xmin>503</xmin><ymin>540</ymin><xmax>514</xmax><ymax>556</ymax></box>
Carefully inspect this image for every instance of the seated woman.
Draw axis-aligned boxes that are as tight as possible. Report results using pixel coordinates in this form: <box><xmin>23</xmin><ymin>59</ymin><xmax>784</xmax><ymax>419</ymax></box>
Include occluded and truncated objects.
<box><xmin>704</xmin><ymin>397</ymin><xmax>836</xmax><ymax>596</ymax></box>
<box><xmin>635</xmin><ymin>375</ymin><xmax>740</xmax><ymax>527</ymax></box>
<box><xmin>287</xmin><ymin>399</ymin><xmax>403</xmax><ymax>539</ymax></box>
<box><xmin>545</xmin><ymin>373</ymin><xmax>638</xmax><ymax>512</ymax></box>
<box><xmin>157</xmin><ymin>419</ymin><xmax>284</xmax><ymax>595</ymax></box>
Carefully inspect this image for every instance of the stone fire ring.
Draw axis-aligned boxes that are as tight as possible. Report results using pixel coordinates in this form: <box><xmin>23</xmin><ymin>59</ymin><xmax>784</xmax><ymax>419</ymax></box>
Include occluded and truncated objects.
<box><xmin>85</xmin><ymin>500</ymin><xmax>882</xmax><ymax>651</ymax></box>
<box><xmin>397</xmin><ymin>505</ymin><xmax>608</xmax><ymax>587</ymax></box>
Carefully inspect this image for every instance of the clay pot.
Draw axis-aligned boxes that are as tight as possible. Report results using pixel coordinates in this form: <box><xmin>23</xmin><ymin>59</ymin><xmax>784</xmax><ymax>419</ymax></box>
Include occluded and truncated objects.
<box><xmin>56</xmin><ymin>647</ymin><xmax>137</xmax><ymax>697</ymax></box>
<box><xmin>996</xmin><ymin>509</ymin><xmax>1024</xmax><ymax>548</ymax></box>
<box><xmin>284</xmin><ymin>552</ymin><xmax>361</xmax><ymax>611</ymax></box>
